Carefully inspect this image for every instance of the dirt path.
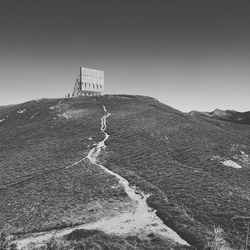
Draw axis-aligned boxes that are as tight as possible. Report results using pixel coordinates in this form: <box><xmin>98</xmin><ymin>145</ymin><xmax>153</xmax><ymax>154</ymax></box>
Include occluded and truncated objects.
<box><xmin>16</xmin><ymin>105</ymin><xmax>189</xmax><ymax>249</ymax></box>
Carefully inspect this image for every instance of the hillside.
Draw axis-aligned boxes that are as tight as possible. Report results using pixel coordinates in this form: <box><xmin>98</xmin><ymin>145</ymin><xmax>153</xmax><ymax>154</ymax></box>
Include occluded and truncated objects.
<box><xmin>0</xmin><ymin>95</ymin><xmax>250</xmax><ymax>249</ymax></box>
<box><xmin>190</xmin><ymin>109</ymin><xmax>250</xmax><ymax>125</ymax></box>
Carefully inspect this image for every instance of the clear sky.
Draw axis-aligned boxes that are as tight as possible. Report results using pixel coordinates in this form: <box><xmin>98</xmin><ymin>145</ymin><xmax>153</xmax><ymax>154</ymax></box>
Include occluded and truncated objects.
<box><xmin>0</xmin><ymin>0</ymin><xmax>249</xmax><ymax>112</ymax></box>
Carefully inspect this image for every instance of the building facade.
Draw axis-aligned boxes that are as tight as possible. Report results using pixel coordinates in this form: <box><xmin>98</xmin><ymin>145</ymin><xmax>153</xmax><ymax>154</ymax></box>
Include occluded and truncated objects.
<box><xmin>72</xmin><ymin>67</ymin><xmax>104</xmax><ymax>97</ymax></box>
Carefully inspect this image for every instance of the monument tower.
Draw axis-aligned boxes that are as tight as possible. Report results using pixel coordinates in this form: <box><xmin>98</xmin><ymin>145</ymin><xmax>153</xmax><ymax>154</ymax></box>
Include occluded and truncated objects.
<box><xmin>72</xmin><ymin>67</ymin><xmax>104</xmax><ymax>97</ymax></box>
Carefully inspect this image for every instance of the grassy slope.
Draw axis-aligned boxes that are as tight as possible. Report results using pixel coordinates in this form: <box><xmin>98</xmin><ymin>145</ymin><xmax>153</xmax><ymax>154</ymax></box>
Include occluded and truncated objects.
<box><xmin>0</xmin><ymin>97</ymin><xmax>128</xmax><ymax>234</ymax></box>
<box><xmin>0</xmin><ymin>95</ymin><xmax>249</xmax><ymax>249</ymax></box>
<box><xmin>101</xmin><ymin>95</ymin><xmax>250</xmax><ymax>249</ymax></box>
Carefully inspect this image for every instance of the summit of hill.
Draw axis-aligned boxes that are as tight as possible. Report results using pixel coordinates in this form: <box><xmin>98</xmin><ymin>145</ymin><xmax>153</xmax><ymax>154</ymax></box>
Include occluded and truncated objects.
<box><xmin>0</xmin><ymin>95</ymin><xmax>249</xmax><ymax>249</ymax></box>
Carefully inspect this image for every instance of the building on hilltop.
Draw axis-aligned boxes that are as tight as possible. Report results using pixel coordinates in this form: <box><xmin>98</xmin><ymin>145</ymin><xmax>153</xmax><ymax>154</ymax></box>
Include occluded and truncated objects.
<box><xmin>72</xmin><ymin>67</ymin><xmax>104</xmax><ymax>97</ymax></box>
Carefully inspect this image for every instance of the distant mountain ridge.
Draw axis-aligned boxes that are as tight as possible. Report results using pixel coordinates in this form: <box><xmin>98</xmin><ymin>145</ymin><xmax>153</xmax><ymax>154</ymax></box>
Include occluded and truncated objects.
<box><xmin>190</xmin><ymin>108</ymin><xmax>250</xmax><ymax>125</ymax></box>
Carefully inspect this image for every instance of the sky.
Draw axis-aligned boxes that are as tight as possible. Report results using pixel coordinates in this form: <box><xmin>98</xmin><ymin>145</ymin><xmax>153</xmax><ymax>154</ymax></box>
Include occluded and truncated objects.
<box><xmin>0</xmin><ymin>0</ymin><xmax>249</xmax><ymax>112</ymax></box>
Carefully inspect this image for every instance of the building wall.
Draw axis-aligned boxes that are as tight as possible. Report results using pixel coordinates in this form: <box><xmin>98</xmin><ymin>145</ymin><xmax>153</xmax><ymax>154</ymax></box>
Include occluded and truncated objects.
<box><xmin>72</xmin><ymin>67</ymin><xmax>104</xmax><ymax>97</ymax></box>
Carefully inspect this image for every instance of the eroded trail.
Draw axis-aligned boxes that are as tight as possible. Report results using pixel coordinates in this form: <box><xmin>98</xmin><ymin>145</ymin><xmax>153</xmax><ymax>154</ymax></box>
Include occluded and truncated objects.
<box><xmin>16</xmin><ymin>105</ymin><xmax>189</xmax><ymax>249</ymax></box>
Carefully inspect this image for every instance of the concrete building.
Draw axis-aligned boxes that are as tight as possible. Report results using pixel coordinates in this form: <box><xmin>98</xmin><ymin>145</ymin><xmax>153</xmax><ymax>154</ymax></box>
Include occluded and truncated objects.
<box><xmin>72</xmin><ymin>67</ymin><xmax>104</xmax><ymax>97</ymax></box>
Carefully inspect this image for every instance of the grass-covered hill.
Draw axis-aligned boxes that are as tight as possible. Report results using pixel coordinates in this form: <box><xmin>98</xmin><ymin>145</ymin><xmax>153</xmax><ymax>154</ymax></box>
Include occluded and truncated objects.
<box><xmin>0</xmin><ymin>95</ymin><xmax>249</xmax><ymax>249</ymax></box>
<box><xmin>190</xmin><ymin>109</ymin><xmax>250</xmax><ymax>125</ymax></box>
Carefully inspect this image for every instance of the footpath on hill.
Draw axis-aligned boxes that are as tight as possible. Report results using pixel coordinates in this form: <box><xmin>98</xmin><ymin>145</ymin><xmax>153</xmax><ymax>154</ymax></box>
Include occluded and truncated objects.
<box><xmin>16</xmin><ymin>104</ymin><xmax>189</xmax><ymax>249</ymax></box>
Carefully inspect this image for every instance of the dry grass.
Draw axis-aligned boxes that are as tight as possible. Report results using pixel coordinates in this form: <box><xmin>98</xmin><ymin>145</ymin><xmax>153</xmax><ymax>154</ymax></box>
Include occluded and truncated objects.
<box><xmin>0</xmin><ymin>97</ymin><xmax>128</xmax><ymax>235</ymax></box>
<box><xmin>0</xmin><ymin>95</ymin><xmax>249</xmax><ymax>249</ymax></box>
<box><xmin>101</xmin><ymin>95</ymin><xmax>250</xmax><ymax>249</ymax></box>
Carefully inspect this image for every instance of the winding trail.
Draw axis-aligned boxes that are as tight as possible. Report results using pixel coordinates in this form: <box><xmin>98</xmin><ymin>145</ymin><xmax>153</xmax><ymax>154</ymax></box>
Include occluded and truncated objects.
<box><xmin>16</xmin><ymin>105</ymin><xmax>189</xmax><ymax>249</ymax></box>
